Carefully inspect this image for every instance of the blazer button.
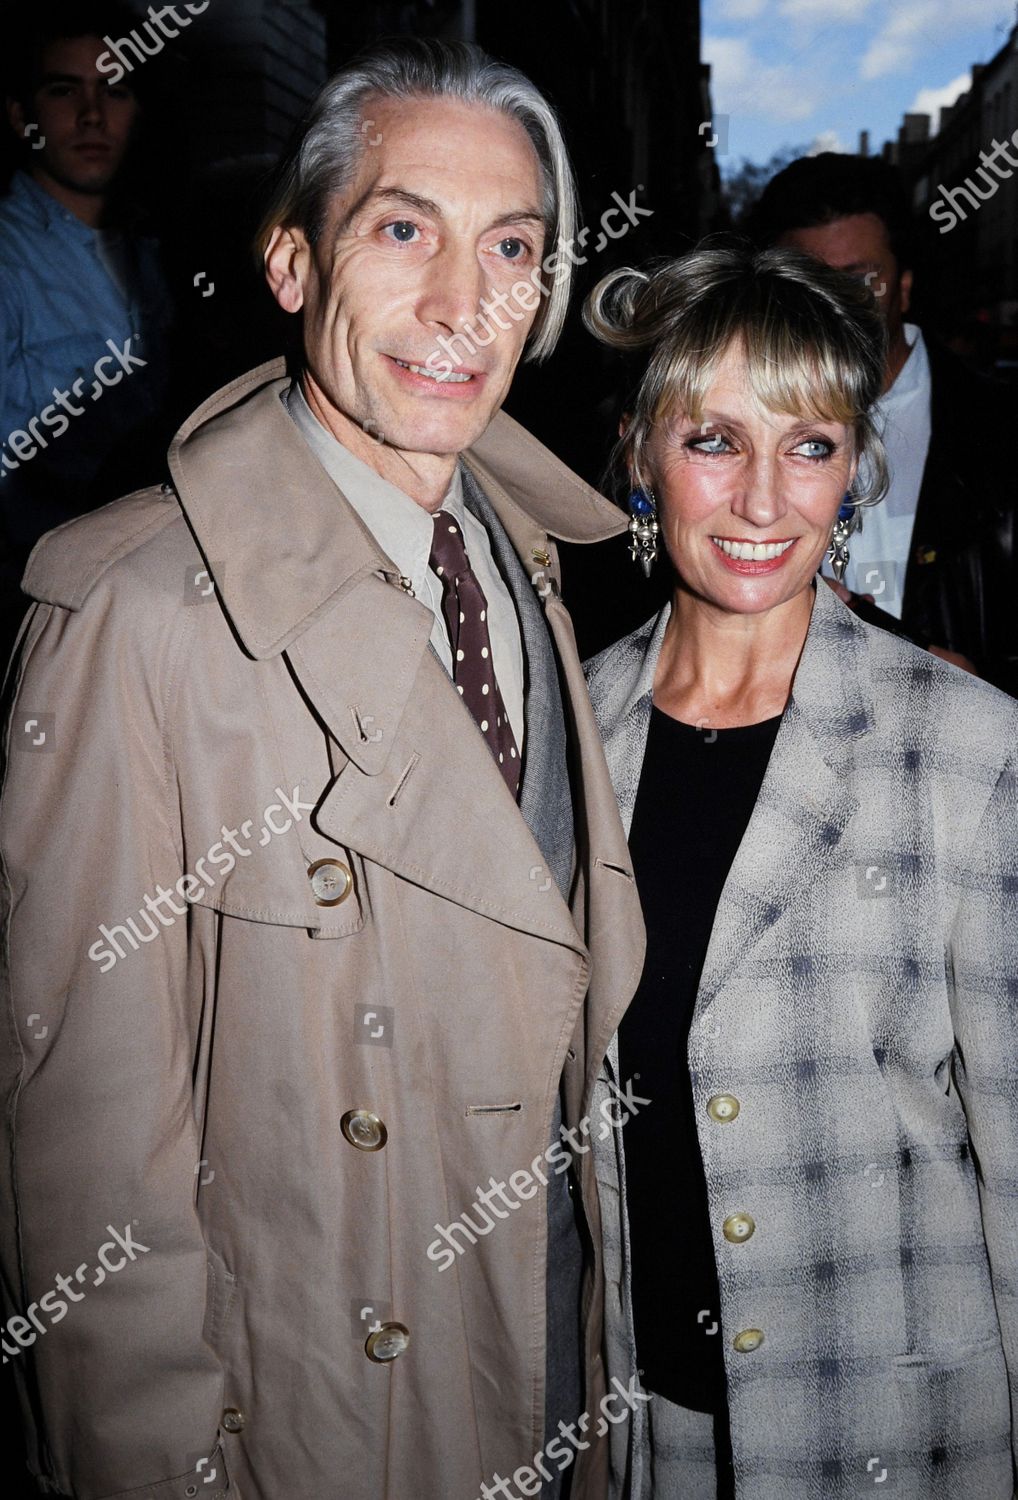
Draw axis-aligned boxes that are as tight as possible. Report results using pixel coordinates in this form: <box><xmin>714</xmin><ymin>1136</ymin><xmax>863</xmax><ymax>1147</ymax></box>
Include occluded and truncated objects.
<box><xmin>341</xmin><ymin>1109</ymin><xmax>387</xmax><ymax>1151</ymax></box>
<box><xmin>365</xmin><ymin>1321</ymin><xmax>410</xmax><ymax>1362</ymax></box>
<box><xmin>723</xmin><ymin>1212</ymin><xmax>756</xmax><ymax>1243</ymax></box>
<box><xmin>308</xmin><ymin>858</ymin><xmax>353</xmax><ymax>906</ymax></box>
<box><xmin>732</xmin><ymin>1328</ymin><xmax>764</xmax><ymax>1353</ymax></box>
<box><xmin>706</xmin><ymin>1094</ymin><xmax>740</xmax><ymax>1123</ymax></box>
<box><xmin>221</xmin><ymin>1406</ymin><xmax>246</xmax><ymax>1432</ymax></box>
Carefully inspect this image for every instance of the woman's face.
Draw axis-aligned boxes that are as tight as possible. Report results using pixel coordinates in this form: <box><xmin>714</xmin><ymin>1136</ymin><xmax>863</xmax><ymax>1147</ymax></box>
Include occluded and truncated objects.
<box><xmin>645</xmin><ymin>341</ymin><xmax>858</xmax><ymax>618</ymax></box>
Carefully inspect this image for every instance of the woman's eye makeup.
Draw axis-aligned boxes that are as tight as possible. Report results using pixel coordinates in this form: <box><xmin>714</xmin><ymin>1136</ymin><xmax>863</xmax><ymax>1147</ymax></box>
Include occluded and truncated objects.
<box><xmin>685</xmin><ymin>429</ymin><xmax>732</xmax><ymax>455</ymax></box>
<box><xmin>791</xmin><ymin>435</ymin><xmax>837</xmax><ymax>461</ymax></box>
<box><xmin>680</xmin><ymin>427</ymin><xmax>838</xmax><ymax>461</ymax></box>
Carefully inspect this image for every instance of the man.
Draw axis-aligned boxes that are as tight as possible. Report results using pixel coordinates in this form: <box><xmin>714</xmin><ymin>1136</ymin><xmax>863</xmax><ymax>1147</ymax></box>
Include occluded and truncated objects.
<box><xmin>0</xmin><ymin>37</ymin><xmax>644</xmax><ymax>1500</ymax></box>
<box><xmin>0</xmin><ymin>1</ymin><xmax>173</xmax><ymax>658</ymax></box>
<box><xmin>750</xmin><ymin>152</ymin><xmax>1017</xmax><ymax>695</ymax></box>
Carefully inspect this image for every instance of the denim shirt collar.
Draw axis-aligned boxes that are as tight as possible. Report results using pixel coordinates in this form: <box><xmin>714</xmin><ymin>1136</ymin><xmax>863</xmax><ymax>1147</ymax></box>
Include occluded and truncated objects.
<box><xmin>9</xmin><ymin>168</ymin><xmax>102</xmax><ymax>243</ymax></box>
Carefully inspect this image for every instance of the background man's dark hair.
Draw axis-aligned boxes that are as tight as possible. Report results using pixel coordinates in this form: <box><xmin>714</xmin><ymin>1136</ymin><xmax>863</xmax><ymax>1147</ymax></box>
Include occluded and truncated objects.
<box><xmin>4</xmin><ymin>0</ymin><xmax>141</xmax><ymax>107</ymax></box>
<box><xmin>748</xmin><ymin>152</ymin><xmax>916</xmax><ymax>271</ymax></box>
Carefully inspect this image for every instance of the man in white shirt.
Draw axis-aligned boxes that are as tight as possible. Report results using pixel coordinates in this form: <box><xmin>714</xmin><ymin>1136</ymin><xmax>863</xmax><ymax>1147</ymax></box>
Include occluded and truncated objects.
<box><xmin>753</xmin><ymin>153</ymin><xmax>1017</xmax><ymax>693</ymax></box>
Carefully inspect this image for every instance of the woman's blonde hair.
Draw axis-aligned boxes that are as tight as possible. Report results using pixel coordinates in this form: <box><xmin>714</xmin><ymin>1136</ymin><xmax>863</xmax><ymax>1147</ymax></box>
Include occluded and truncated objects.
<box><xmin>584</xmin><ymin>238</ymin><xmax>889</xmax><ymax>505</ymax></box>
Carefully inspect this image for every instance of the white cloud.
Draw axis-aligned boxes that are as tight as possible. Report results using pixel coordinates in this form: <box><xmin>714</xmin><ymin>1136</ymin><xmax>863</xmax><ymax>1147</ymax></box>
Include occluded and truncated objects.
<box><xmin>715</xmin><ymin>0</ymin><xmax>768</xmax><ymax>18</ymax></box>
<box><xmin>704</xmin><ymin>34</ymin><xmax>827</xmax><ymax>123</ymax></box>
<box><xmin>861</xmin><ymin>0</ymin><xmax>1009</xmax><ymax>81</ymax></box>
<box><xmin>779</xmin><ymin>0</ymin><xmax>873</xmax><ymax>17</ymax></box>
<box><xmin>807</xmin><ymin>130</ymin><xmax>848</xmax><ymax>154</ymax></box>
<box><xmin>907</xmin><ymin>71</ymin><xmax>972</xmax><ymax>130</ymax></box>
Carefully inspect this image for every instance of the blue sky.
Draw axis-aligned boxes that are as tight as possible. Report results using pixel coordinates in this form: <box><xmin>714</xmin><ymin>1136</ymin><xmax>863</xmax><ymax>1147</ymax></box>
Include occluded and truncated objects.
<box><xmin>703</xmin><ymin>0</ymin><xmax>1017</xmax><ymax>171</ymax></box>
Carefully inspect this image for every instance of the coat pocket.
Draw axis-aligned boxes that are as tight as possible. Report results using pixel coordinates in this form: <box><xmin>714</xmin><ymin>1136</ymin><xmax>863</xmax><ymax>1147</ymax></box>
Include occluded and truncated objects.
<box><xmin>891</xmin><ymin>1335</ymin><xmax>1012</xmax><ymax>1484</ymax></box>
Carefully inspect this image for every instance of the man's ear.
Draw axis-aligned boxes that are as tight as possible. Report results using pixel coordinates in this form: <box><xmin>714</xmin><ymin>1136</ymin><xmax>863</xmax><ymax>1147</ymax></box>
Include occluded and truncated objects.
<box><xmin>264</xmin><ymin>224</ymin><xmax>311</xmax><ymax>315</ymax></box>
<box><xmin>7</xmin><ymin>96</ymin><xmax>29</xmax><ymax>142</ymax></box>
<box><xmin>899</xmin><ymin>267</ymin><xmax>913</xmax><ymax>317</ymax></box>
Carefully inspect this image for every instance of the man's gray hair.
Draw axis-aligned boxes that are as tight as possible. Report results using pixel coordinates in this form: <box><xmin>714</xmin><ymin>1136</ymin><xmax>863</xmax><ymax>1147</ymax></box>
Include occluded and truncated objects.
<box><xmin>255</xmin><ymin>37</ymin><xmax>578</xmax><ymax>363</ymax></box>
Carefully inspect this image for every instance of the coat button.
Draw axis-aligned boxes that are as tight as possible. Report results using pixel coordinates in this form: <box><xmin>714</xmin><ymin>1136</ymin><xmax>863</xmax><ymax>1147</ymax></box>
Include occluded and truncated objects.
<box><xmin>706</xmin><ymin>1094</ymin><xmax>740</xmax><ymax>1123</ymax></box>
<box><xmin>365</xmin><ymin>1321</ymin><xmax>410</xmax><ymax>1362</ymax></box>
<box><xmin>221</xmin><ymin>1406</ymin><xmax>246</xmax><ymax>1432</ymax></box>
<box><xmin>341</xmin><ymin>1109</ymin><xmax>387</xmax><ymax>1151</ymax></box>
<box><xmin>732</xmin><ymin>1328</ymin><xmax>764</xmax><ymax>1353</ymax></box>
<box><xmin>308</xmin><ymin>858</ymin><xmax>353</xmax><ymax>906</ymax></box>
<box><xmin>723</xmin><ymin>1212</ymin><xmax>756</xmax><ymax>1243</ymax></box>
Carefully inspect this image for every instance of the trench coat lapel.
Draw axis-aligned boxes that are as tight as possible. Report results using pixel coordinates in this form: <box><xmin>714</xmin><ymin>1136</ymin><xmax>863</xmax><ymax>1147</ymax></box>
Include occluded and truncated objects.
<box><xmin>167</xmin><ymin>359</ymin><xmax>626</xmax><ymax>954</ymax></box>
<box><xmin>458</xmin><ymin>439</ymin><xmax>645</xmax><ymax>996</ymax></box>
<box><xmin>294</xmin><ymin>573</ymin><xmax>586</xmax><ymax>951</ymax></box>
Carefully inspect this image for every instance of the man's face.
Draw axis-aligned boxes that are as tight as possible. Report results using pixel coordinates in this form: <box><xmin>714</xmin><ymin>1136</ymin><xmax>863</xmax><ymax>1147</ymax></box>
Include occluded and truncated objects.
<box><xmin>8</xmin><ymin>35</ymin><xmax>139</xmax><ymax>196</ymax></box>
<box><xmin>274</xmin><ymin>94</ymin><xmax>548</xmax><ymax>462</ymax></box>
<box><xmin>776</xmin><ymin>212</ymin><xmax>911</xmax><ymax>348</ymax></box>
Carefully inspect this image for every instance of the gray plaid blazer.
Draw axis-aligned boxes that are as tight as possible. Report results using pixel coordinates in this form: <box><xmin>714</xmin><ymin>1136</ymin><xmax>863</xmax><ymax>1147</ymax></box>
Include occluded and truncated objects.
<box><xmin>585</xmin><ymin>580</ymin><xmax>1018</xmax><ymax>1499</ymax></box>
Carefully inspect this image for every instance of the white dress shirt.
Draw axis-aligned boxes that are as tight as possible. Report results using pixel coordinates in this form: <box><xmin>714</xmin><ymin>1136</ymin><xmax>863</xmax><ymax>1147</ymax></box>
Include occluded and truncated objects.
<box><xmin>821</xmin><ymin>323</ymin><xmax>932</xmax><ymax>619</ymax></box>
<box><xmin>282</xmin><ymin>380</ymin><xmax>526</xmax><ymax>751</ymax></box>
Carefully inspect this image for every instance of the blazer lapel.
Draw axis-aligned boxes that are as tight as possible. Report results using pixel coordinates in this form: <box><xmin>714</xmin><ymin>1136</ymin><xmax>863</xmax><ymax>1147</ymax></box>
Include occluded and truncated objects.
<box><xmin>585</xmin><ymin>605</ymin><xmax>669</xmax><ymax>838</ymax></box>
<box><xmin>696</xmin><ymin>584</ymin><xmax>871</xmax><ymax>1010</ymax></box>
<box><xmin>589</xmin><ymin>584</ymin><xmax>873</xmax><ymax>1017</ymax></box>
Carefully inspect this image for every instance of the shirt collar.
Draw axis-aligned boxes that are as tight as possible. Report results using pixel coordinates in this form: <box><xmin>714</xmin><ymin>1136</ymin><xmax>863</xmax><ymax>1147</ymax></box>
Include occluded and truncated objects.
<box><xmin>9</xmin><ymin>168</ymin><xmax>98</xmax><ymax>240</ymax></box>
<box><xmin>881</xmin><ymin>322</ymin><xmax>930</xmax><ymax>409</ymax></box>
<box><xmin>282</xmin><ymin>377</ymin><xmax>464</xmax><ymax>592</ymax></box>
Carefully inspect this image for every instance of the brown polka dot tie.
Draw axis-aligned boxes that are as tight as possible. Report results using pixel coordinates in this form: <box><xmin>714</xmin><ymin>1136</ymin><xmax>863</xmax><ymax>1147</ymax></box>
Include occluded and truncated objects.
<box><xmin>429</xmin><ymin>511</ymin><xmax>521</xmax><ymax>798</ymax></box>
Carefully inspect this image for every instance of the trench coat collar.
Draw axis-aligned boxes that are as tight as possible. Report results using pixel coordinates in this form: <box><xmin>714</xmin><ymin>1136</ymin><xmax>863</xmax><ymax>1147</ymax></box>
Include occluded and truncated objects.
<box><xmin>589</xmin><ymin>580</ymin><xmax>876</xmax><ymax>1007</ymax></box>
<box><xmin>167</xmin><ymin>357</ymin><xmax>626</xmax><ymax>666</ymax></box>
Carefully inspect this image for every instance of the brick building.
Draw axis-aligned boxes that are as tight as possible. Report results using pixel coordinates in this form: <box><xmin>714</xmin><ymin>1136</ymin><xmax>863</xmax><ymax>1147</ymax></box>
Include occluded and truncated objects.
<box><xmin>874</xmin><ymin>21</ymin><xmax>1018</xmax><ymax>362</ymax></box>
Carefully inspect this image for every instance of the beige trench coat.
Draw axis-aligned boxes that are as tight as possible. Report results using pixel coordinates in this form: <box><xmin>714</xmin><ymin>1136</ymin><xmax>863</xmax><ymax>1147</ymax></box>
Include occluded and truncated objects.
<box><xmin>0</xmin><ymin>361</ymin><xmax>646</xmax><ymax>1500</ymax></box>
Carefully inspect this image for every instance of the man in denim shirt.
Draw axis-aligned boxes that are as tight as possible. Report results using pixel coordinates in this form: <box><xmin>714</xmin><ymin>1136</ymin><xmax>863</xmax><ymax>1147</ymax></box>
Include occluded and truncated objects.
<box><xmin>1</xmin><ymin>1</ymin><xmax>173</xmax><ymax>655</ymax></box>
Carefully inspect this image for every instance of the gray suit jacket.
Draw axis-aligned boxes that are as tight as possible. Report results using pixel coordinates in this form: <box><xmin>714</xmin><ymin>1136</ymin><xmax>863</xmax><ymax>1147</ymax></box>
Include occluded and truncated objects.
<box><xmin>463</xmin><ymin>467</ymin><xmax>583</xmax><ymax>1491</ymax></box>
<box><xmin>586</xmin><ymin>580</ymin><xmax>1018</xmax><ymax>1499</ymax></box>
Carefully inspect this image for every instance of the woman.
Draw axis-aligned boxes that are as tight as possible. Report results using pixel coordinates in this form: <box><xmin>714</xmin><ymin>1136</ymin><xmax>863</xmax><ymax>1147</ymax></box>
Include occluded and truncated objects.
<box><xmin>581</xmin><ymin>242</ymin><xmax>1018</xmax><ymax>1500</ymax></box>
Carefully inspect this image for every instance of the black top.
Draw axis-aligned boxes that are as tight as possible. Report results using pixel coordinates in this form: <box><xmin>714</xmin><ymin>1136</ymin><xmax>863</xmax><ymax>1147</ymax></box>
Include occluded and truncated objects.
<box><xmin>619</xmin><ymin>704</ymin><xmax>781</xmax><ymax>1413</ymax></box>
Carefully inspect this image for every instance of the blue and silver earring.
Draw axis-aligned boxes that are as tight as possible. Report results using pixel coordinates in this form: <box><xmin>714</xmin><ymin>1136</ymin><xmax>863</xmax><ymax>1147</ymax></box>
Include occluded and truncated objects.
<box><xmin>627</xmin><ymin>488</ymin><xmax>660</xmax><ymax>579</ymax></box>
<box><xmin>826</xmin><ymin>496</ymin><xmax>861</xmax><ymax>583</ymax></box>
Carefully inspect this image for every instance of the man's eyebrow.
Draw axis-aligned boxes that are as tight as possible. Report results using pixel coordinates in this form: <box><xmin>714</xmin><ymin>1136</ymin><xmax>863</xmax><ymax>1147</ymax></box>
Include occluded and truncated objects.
<box><xmin>485</xmin><ymin>209</ymin><xmax>545</xmax><ymax>233</ymax></box>
<box><xmin>334</xmin><ymin>186</ymin><xmax>443</xmax><ymax>241</ymax></box>
<box><xmin>38</xmin><ymin>71</ymin><xmax>130</xmax><ymax>88</ymax></box>
<box><xmin>333</xmin><ymin>186</ymin><xmax>546</xmax><ymax>243</ymax></box>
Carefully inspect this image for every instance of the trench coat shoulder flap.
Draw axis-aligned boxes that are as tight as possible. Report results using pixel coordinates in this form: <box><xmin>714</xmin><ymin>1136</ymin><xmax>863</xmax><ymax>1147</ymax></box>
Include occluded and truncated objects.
<box><xmin>163</xmin><ymin>359</ymin><xmax>626</xmax><ymax>949</ymax></box>
<box><xmin>590</xmin><ymin>582</ymin><xmax>872</xmax><ymax>1005</ymax></box>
